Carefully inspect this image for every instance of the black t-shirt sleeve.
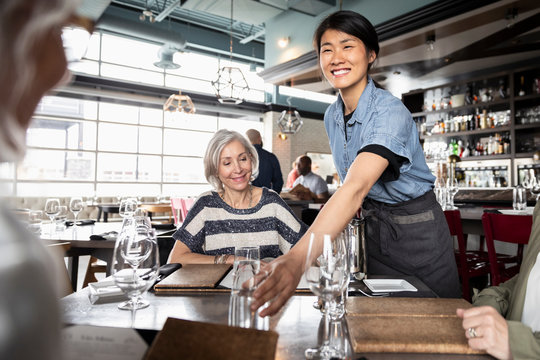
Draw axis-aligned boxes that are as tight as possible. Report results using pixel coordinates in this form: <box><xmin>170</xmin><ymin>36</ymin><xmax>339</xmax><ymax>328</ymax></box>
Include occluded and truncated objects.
<box><xmin>357</xmin><ymin>145</ymin><xmax>407</xmax><ymax>182</ymax></box>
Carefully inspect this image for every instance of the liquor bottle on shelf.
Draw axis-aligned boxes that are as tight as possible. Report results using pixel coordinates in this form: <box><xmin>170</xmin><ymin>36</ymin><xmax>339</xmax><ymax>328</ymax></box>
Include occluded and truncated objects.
<box><xmin>518</xmin><ymin>76</ymin><xmax>526</xmax><ymax>96</ymax></box>
<box><xmin>498</xmin><ymin>79</ymin><xmax>507</xmax><ymax>99</ymax></box>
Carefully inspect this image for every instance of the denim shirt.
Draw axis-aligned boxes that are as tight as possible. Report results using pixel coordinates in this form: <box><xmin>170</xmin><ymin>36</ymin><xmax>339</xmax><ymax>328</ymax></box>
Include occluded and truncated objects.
<box><xmin>324</xmin><ymin>77</ymin><xmax>435</xmax><ymax>204</ymax></box>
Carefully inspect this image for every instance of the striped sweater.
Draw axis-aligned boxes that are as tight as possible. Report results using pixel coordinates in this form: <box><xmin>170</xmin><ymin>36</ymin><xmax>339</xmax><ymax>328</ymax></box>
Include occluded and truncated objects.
<box><xmin>172</xmin><ymin>187</ymin><xmax>308</xmax><ymax>259</ymax></box>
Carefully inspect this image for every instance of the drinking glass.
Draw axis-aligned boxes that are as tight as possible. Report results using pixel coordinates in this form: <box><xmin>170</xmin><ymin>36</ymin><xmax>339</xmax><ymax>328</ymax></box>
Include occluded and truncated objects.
<box><xmin>304</xmin><ymin>233</ymin><xmax>349</xmax><ymax>360</ymax></box>
<box><xmin>55</xmin><ymin>205</ymin><xmax>68</xmax><ymax>232</ymax></box>
<box><xmin>513</xmin><ymin>185</ymin><xmax>527</xmax><ymax>211</ymax></box>
<box><xmin>119</xmin><ymin>198</ymin><xmax>138</xmax><ymax>219</ymax></box>
<box><xmin>112</xmin><ymin>227</ymin><xmax>159</xmax><ymax>314</ymax></box>
<box><xmin>44</xmin><ymin>198</ymin><xmax>61</xmax><ymax>238</ymax></box>
<box><xmin>69</xmin><ymin>197</ymin><xmax>84</xmax><ymax>227</ymax></box>
<box><xmin>28</xmin><ymin>210</ymin><xmax>43</xmax><ymax>235</ymax></box>
<box><xmin>228</xmin><ymin>246</ymin><xmax>269</xmax><ymax>330</ymax></box>
<box><xmin>445</xmin><ymin>177</ymin><xmax>459</xmax><ymax>210</ymax></box>
<box><xmin>530</xmin><ymin>176</ymin><xmax>540</xmax><ymax>202</ymax></box>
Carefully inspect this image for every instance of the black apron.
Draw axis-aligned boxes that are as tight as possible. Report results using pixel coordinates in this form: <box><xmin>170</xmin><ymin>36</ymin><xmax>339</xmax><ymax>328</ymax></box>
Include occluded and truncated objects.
<box><xmin>362</xmin><ymin>190</ymin><xmax>461</xmax><ymax>298</ymax></box>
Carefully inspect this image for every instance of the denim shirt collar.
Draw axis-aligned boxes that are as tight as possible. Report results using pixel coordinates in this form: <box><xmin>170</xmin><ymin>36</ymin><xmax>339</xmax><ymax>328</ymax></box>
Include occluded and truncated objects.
<box><xmin>333</xmin><ymin>76</ymin><xmax>375</xmax><ymax>130</ymax></box>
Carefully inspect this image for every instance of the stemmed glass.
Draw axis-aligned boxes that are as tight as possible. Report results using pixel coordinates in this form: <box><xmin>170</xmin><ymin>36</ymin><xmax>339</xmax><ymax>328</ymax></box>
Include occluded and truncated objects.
<box><xmin>445</xmin><ymin>177</ymin><xmax>459</xmax><ymax>210</ymax></box>
<box><xmin>119</xmin><ymin>198</ymin><xmax>138</xmax><ymax>219</ymax></box>
<box><xmin>44</xmin><ymin>198</ymin><xmax>61</xmax><ymax>239</ymax></box>
<box><xmin>69</xmin><ymin>197</ymin><xmax>84</xmax><ymax>228</ymax></box>
<box><xmin>304</xmin><ymin>233</ymin><xmax>349</xmax><ymax>360</ymax></box>
<box><xmin>112</xmin><ymin>226</ymin><xmax>159</xmax><ymax>324</ymax></box>
<box><xmin>530</xmin><ymin>176</ymin><xmax>540</xmax><ymax>203</ymax></box>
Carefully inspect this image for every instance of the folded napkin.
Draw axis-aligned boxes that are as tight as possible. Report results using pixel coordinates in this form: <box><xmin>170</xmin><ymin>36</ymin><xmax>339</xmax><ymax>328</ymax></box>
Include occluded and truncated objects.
<box><xmin>66</xmin><ymin>219</ymin><xmax>96</xmax><ymax>227</ymax></box>
<box><xmin>88</xmin><ymin>281</ymin><xmax>128</xmax><ymax>305</ymax></box>
<box><xmin>89</xmin><ymin>231</ymin><xmax>118</xmax><ymax>241</ymax></box>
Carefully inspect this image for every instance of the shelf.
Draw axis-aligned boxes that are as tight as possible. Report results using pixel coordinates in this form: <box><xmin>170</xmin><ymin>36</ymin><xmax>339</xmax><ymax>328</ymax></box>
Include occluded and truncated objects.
<box><xmin>458</xmin><ymin>154</ymin><xmax>510</xmax><ymax>161</ymax></box>
<box><xmin>513</xmin><ymin>93</ymin><xmax>540</xmax><ymax>102</ymax></box>
<box><xmin>411</xmin><ymin>98</ymin><xmax>510</xmax><ymax>117</ymax></box>
<box><xmin>515</xmin><ymin>152</ymin><xmax>537</xmax><ymax>158</ymax></box>
<box><xmin>515</xmin><ymin>123</ymin><xmax>540</xmax><ymax>130</ymax></box>
<box><xmin>420</xmin><ymin>126</ymin><xmax>510</xmax><ymax>139</ymax></box>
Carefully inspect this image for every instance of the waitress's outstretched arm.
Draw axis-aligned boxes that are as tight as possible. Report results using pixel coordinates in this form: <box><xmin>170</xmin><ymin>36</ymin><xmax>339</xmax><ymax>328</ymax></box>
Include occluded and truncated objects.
<box><xmin>253</xmin><ymin>152</ymin><xmax>388</xmax><ymax>316</ymax></box>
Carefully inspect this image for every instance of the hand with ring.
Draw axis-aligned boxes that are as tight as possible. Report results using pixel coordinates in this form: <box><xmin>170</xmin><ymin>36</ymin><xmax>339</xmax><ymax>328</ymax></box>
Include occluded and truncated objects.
<box><xmin>457</xmin><ymin>306</ymin><xmax>512</xmax><ymax>360</ymax></box>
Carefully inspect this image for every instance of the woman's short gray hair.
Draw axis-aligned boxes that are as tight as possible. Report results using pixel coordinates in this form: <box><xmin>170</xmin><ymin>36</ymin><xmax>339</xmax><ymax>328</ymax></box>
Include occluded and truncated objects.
<box><xmin>204</xmin><ymin>129</ymin><xmax>259</xmax><ymax>191</ymax></box>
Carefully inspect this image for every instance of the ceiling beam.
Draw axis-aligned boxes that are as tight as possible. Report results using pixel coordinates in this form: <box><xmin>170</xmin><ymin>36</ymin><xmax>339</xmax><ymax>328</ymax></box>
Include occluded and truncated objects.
<box><xmin>240</xmin><ymin>29</ymin><xmax>266</xmax><ymax>44</ymax></box>
<box><xmin>154</xmin><ymin>0</ymin><xmax>181</xmax><ymax>22</ymax></box>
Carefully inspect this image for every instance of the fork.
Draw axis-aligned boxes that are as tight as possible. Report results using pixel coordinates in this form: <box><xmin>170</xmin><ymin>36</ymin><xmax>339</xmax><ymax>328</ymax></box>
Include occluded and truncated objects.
<box><xmin>349</xmin><ymin>287</ymin><xmax>389</xmax><ymax>297</ymax></box>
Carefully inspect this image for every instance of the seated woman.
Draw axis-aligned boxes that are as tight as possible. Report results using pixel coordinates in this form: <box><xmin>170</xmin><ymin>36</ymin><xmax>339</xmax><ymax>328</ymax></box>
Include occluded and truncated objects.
<box><xmin>457</xmin><ymin>202</ymin><xmax>540</xmax><ymax>360</ymax></box>
<box><xmin>169</xmin><ymin>129</ymin><xmax>307</xmax><ymax>265</ymax></box>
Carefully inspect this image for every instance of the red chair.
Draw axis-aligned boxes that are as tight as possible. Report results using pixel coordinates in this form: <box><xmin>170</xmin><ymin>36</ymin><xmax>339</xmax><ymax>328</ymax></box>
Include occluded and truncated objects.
<box><xmin>482</xmin><ymin>212</ymin><xmax>533</xmax><ymax>286</ymax></box>
<box><xmin>444</xmin><ymin>210</ymin><xmax>490</xmax><ymax>302</ymax></box>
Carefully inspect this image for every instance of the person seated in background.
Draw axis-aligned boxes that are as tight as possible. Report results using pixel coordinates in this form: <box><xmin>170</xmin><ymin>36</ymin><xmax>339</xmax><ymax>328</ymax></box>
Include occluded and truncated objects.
<box><xmin>291</xmin><ymin>155</ymin><xmax>329</xmax><ymax>201</ymax></box>
<box><xmin>285</xmin><ymin>159</ymin><xmax>299</xmax><ymax>189</ymax></box>
<box><xmin>168</xmin><ymin>129</ymin><xmax>307</xmax><ymax>265</ymax></box>
<box><xmin>457</xmin><ymin>202</ymin><xmax>540</xmax><ymax>360</ymax></box>
<box><xmin>245</xmin><ymin>129</ymin><xmax>283</xmax><ymax>194</ymax></box>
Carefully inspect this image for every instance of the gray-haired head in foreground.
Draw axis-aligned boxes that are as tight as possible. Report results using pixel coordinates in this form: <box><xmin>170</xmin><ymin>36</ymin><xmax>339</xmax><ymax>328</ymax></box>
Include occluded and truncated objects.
<box><xmin>204</xmin><ymin>129</ymin><xmax>259</xmax><ymax>191</ymax></box>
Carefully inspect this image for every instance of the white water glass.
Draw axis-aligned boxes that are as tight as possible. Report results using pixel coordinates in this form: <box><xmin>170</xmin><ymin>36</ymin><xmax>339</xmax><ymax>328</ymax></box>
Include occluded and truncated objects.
<box><xmin>304</xmin><ymin>233</ymin><xmax>349</xmax><ymax>360</ymax></box>
<box><xmin>28</xmin><ymin>210</ymin><xmax>43</xmax><ymax>235</ymax></box>
<box><xmin>228</xmin><ymin>246</ymin><xmax>268</xmax><ymax>330</ymax></box>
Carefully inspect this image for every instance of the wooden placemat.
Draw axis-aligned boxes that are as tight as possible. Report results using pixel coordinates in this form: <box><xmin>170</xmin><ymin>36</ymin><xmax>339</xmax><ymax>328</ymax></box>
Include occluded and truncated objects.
<box><xmin>346</xmin><ymin>297</ymin><xmax>484</xmax><ymax>354</ymax></box>
<box><xmin>145</xmin><ymin>317</ymin><xmax>278</xmax><ymax>360</ymax></box>
<box><xmin>154</xmin><ymin>264</ymin><xmax>231</xmax><ymax>293</ymax></box>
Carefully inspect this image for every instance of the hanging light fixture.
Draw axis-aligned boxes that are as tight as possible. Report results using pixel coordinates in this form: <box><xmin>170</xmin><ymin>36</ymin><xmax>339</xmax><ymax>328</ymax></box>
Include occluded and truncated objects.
<box><xmin>163</xmin><ymin>90</ymin><xmax>195</xmax><ymax>114</ymax></box>
<box><xmin>211</xmin><ymin>0</ymin><xmax>249</xmax><ymax>105</ymax></box>
<box><xmin>277</xmin><ymin>97</ymin><xmax>303</xmax><ymax>134</ymax></box>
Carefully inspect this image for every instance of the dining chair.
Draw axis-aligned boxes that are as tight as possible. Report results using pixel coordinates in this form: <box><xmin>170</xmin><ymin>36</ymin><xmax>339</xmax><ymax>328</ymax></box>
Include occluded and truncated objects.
<box><xmin>170</xmin><ymin>197</ymin><xmax>184</xmax><ymax>227</ymax></box>
<box><xmin>444</xmin><ymin>210</ymin><xmax>490</xmax><ymax>302</ymax></box>
<box><xmin>481</xmin><ymin>212</ymin><xmax>533</xmax><ymax>286</ymax></box>
<box><xmin>82</xmin><ymin>256</ymin><xmax>107</xmax><ymax>288</ymax></box>
<box><xmin>181</xmin><ymin>197</ymin><xmax>195</xmax><ymax>221</ymax></box>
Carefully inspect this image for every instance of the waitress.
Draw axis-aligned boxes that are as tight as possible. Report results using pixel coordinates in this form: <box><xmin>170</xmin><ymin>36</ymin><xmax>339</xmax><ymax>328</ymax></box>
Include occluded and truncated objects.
<box><xmin>253</xmin><ymin>10</ymin><xmax>461</xmax><ymax>317</ymax></box>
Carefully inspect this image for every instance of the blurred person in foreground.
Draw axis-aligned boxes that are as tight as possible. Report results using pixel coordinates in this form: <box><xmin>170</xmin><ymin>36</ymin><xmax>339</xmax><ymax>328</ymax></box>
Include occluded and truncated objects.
<box><xmin>169</xmin><ymin>129</ymin><xmax>307</xmax><ymax>265</ymax></box>
<box><xmin>0</xmin><ymin>0</ymin><xmax>76</xmax><ymax>358</ymax></box>
<box><xmin>456</xmin><ymin>202</ymin><xmax>540</xmax><ymax>360</ymax></box>
<box><xmin>245</xmin><ymin>129</ymin><xmax>284</xmax><ymax>194</ymax></box>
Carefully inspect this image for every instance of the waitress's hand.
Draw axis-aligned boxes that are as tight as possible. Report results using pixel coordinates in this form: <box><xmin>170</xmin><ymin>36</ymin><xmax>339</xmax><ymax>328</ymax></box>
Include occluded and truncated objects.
<box><xmin>251</xmin><ymin>252</ymin><xmax>303</xmax><ymax>317</ymax></box>
<box><xmin>457</xmin><ymin>306</ymin><xmax>512</xmax><ymax>360</ymax></box>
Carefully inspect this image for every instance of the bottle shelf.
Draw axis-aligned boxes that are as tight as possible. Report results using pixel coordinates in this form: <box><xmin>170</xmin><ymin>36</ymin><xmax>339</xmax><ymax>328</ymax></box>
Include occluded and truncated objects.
<box><xmin>420</xmin><ymin>126</ymin><xmax>510</xmax><ymax>139</ymax></box>
<box><xmin>411</xmin><ymin>98</ymin><xmax>510</xmax><ymax>117</ymax></box>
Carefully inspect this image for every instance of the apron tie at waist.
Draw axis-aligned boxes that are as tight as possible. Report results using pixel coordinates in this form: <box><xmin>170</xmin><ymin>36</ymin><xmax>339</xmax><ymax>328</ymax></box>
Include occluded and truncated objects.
<box><xmin>363</xmin><ymin>207</ymin><xmax>398</xmax><ymax>256</ymax></box>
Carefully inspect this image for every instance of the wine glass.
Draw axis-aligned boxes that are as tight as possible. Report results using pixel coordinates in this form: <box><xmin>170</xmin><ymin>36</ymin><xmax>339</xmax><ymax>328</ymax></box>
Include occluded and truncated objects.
<box><xmin>304</xmin><ymin>233</ymin><xmax>349</xmax><ymax>360</ymax></box>
<box><xmin>69</xmin><ymin>197</ymin><xmax>84</xmax><ymax>228</ymax></box>
<box><xmin>119</xmin><ymin>198</ymin><xmax>138</xmax><ymax>219</ymax></box>
<box><xmin>445</xmin><ymin>177</ymin><xmax>459</xmax><ymax>210</ymax></box>
<box><xmin>44</xmin><ymin>198</ymin><xmax>61</xmax><ymax>239</ymax></box>
<box><xmin>112</xmin><ymin>226</ymin><xmax>159</xmax><ymax>318</ymax></box>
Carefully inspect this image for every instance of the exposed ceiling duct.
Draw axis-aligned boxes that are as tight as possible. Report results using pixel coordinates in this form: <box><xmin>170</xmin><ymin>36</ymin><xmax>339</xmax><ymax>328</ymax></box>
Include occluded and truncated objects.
<box><xmin>96</xmin><ymin>10</ymin><xmax>186</xmax><ymax>52</ymax></box>
<box><xmin>153</xmin><ymin>44</ymin><xmax>181</xmax><ymax>69</ymax></box>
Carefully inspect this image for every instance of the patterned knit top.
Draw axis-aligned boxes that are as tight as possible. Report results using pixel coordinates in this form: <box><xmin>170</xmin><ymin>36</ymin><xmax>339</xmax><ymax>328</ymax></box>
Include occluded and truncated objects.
<box><xmin>172</xmin><ymin>187</ymin><xmax>308</xmax><ymax>259</ymax></box>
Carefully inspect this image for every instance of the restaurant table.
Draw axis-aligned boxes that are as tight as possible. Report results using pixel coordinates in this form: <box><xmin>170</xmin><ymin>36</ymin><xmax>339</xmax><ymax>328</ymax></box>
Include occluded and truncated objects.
<box><xmin>96</xmin><ymin>204</ymin><xmax>120</xmax><ymax>222</ymax></box>
<box><xmin>60</xmin><ymin>276</ymin><xmax>491</xmax><ymax>360</ymax></box>
<box><xmin>42</xmin><ymin>222</ymin><xmax>174</xmax><ymax>290</ymax></box>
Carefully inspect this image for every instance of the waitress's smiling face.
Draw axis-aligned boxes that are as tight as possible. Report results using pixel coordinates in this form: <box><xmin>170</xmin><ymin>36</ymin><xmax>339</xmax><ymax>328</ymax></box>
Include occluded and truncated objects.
<box><xmin>319</xmin><ymin>29</ymin><xmax>376</xmax><ymax>95</ymax></box>
<box><xmin>218</xmin><ymin>140</ymin><xmax>252</xmax><ymax>192</ymax></box>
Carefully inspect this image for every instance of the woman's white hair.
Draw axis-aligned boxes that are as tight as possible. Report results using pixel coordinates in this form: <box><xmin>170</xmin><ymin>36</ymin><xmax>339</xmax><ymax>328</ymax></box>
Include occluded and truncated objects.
<box><xmin>204</xmin><ymin>129</ymin><xmax>259</xmax><ymax>191</ymax></box>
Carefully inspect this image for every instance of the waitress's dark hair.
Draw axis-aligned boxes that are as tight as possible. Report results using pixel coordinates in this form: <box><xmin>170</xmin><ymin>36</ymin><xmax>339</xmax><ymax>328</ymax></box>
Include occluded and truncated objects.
<box><xmin>314</xmin><ymin>11</ymin><xmax>379</xmax><ymax>70</ymax></box>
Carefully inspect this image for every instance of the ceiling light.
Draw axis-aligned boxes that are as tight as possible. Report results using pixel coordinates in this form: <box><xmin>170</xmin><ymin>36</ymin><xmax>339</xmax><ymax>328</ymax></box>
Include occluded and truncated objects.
<box><xmin>426</xmin><ymin>34</ymin><xmax>435</xmax><ymax>51</ymax></box>
<box><xmin>139</xmin><ymin>9</ymin><xmax>155</xmax><ymax>22</ymax></box>
<box><xmin>277</xmin><ymin>97</ymin><xmax>302</xmax><ymax>134</ymax></box>
<box><xmin>163</xmin><ymin>91</ymin><xmax>195</xmax><ymax>114</ymax></box>
<box><xmin>211</xmin><ymin>0</ymin><xmax>249</xmax><ymax>105</ymax></box>
<box><xmin>278</xmin><ymin>37</ymin><xmax>290</xmax><ymax>48</ymax></box>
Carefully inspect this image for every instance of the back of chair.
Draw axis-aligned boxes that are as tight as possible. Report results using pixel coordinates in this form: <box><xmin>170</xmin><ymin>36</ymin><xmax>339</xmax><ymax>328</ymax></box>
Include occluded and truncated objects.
<box><xmin>181</xmin><ymin>198</ymin><xmax>195</xmax><ymax>221</ymax></box>
<box><xmin>170</xmin><ymin>198</ymin><xmax>184</xmax><ymax>226</ymax></box>
<box><xmin>481</xmin><ymin>212</ymin><xmax>533</xmax><ymax>286</ymax></box>
<box><xmin>444</xmin><ymin>210</ymin><xmax>467</xmax><ymax>263</ymax></box>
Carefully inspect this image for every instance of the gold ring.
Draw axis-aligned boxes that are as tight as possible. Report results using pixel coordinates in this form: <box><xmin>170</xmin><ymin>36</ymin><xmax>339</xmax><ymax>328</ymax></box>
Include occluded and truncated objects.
<box><xmin>468</xmin><ymin>327</ymin><xmax>477</xmax><ymax>338</ymax></box>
